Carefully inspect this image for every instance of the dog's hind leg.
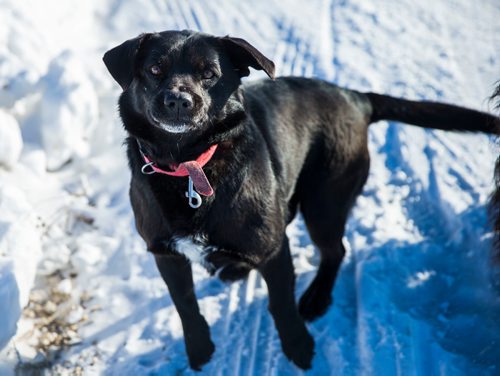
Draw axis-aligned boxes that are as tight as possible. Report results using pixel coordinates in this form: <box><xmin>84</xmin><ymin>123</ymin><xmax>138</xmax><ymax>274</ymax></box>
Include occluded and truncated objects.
<box><xmin>298</xmin><ymin>157</ymin><xmax>369</xmax><ymax>322</ymax></box>
<box><xmin>259</xmin><ymin>237</ymin><xmax>315</xmax><ymax>369</ymax></box>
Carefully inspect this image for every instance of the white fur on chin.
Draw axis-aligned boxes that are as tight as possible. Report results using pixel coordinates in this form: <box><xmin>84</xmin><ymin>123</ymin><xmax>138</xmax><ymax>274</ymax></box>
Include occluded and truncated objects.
<box><xmin>159</xmin><ymin>123</ymin><xmax>192</xmax><ymax>134</ymax></box>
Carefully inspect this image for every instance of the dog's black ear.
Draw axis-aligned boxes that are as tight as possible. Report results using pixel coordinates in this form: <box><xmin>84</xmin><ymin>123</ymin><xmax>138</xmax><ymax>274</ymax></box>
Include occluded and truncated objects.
<box><xmin>220</xmin><ymin>36</ymin><xmax>275</xmax><ymax>79</ymax></box>
<box><xmin>103</xmin><ymin>33</ymin><xmax>151</xmax><ymax>90</ymax></box>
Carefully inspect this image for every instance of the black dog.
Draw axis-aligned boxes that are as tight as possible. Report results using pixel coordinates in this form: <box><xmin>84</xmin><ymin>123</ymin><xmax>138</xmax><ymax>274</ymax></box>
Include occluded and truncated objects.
<box><xmin>103</xmin><ymin>30</ymin><xmax>500</xmax><ymax>370</ymax></box>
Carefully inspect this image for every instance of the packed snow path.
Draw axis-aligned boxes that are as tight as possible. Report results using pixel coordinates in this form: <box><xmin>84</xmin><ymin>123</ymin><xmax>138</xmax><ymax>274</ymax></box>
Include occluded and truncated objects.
<box><xmin>0</xmin><ymin>0</ymin><xmax>499</xmax><ymax>375</ymax></box>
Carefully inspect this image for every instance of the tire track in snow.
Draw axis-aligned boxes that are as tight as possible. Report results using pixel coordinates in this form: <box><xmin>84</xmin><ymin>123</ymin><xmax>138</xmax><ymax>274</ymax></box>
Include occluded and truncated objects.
<box><xmin>225</xmin><ymin>281</ymin><xmax>248</xmax><ymax>375</ymax></box>
<box><xmin>168</xmin><ymin>0</ymin><xmax>192</xmax><ymax>30</ymax></box>
<box><xmin>218</xmin><ymin>272</ymin><xmax>261</xmax><ymax>376</ymax></box>
<box><xmin>188</xmin><ymin>1</ymin><xmax>212</xmax><ymax>33</ymax></box>
<box><xmin>241</xmin><ymin>272</ymin><xmax>265</xmax><ymax>376</ymax></box>
<box><xmin>326</xmin><ymin>0</ymin><xmax>373</xmax><ymax>373</ymax></box>
<box><xmin>273</xmin><ymin>19</ymin><xmax>319</xmax><ymax>78</ymax></box>
<box><xmin>175</xmin><ymin>0</ymin><xmax>203</xmax><ymax>32</ymax></box>
<box><xmin>327</xmin><ymin>0</ymin><xmax>340</xmax><ymax>83</ymax></box>
<box><xmin>273</xmin><ymin>21</ymin><xmax>299</xmax><ymax>76</ymax></box>
<box><xmin>151</xmin><ymin>0</ymin><xmax>180</xmax><ymax>30</ymax></box>
<box><xmin>204</xmin><ymin>272</ymin><xmax>265</xmax><ymax>376</ymax></box>
<box><xmin>214</xmin><ymin>280</ymin><xmax>247</xmax><ymax>376</ymax></box>
<box><xmin>213</xmin><ymin>282</ymin><xmax>240</xmax><ymax>376</ymax></box>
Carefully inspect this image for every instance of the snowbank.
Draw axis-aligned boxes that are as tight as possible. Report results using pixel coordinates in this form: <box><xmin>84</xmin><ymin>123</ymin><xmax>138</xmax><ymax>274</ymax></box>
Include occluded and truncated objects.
<box><xmin>0</xmin><ymin>110</ymin><xmax>22</xmax><ymax>169</ymax></box>
<box><xmin>0</xmin><ymin>184</ymin><xmax>42</xmax><ymax>349</ymax></box>
<box><xmin>39</xmin><ymin>51</ymin><xmax>98</xmax><ymax>171</ymax></box>
<box><xmin>0</xmin><ymin>261</ymin><xmax>20</xmax><ymax>350</ymax></box>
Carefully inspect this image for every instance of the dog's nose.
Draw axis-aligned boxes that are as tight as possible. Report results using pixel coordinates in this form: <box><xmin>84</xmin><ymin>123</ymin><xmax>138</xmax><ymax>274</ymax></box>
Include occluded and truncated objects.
<box><xmin>164</xmin><ymin>91</ymin><xmax>193</xmax><ymax>114</ymax></box>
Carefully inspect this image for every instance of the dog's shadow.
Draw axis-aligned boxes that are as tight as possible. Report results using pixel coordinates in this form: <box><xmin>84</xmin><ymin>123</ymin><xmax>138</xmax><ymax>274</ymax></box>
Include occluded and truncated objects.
<box><xmin>341</xmin><ymin>202</ymin><xmax>500</xmax><ymax>373</ymax></box>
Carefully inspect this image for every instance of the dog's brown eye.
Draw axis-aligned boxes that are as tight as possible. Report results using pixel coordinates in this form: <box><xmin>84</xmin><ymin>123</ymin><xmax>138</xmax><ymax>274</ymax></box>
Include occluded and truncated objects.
<box><xmin>150</xmin><ymin>65</ymin><xmax>162</xmax><ymax>76</ymax></box>
<box><xmin>202</xmin><ymin>69</ymin><xmax>215</xmax><ymax>80</ymax></box>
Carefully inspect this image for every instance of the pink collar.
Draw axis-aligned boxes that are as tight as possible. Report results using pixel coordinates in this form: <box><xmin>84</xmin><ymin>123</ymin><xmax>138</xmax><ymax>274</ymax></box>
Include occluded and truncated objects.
<box><xmin>142</xmin><ymin>144</ymin><xmax>218</xmax><ymax>177</ymax></box>
<box><xmin>140</xmin><ymin>144</ymin><xmax>218</xmax><ymax>198</ymax></box>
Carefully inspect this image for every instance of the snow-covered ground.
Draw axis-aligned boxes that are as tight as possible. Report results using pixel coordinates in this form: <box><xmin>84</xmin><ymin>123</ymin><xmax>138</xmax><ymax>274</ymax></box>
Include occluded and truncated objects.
<box><xmin>0</xmin><ymin>0</ymin><xmax>499</xmax><ymax>374</ymax></box>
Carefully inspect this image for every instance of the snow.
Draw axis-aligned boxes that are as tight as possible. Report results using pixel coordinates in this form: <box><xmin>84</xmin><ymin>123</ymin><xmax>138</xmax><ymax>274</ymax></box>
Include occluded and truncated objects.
<box><xmin>0</xmin><ymin>261</ymin><xmax>20</xmax><ymax>350</ymax></box>
<box><xmin>0</xmin><ymin>184</ymin><xmax>42</xmax><ymax>351</ymax></box>
<box><xmin>0</xmin><ymin>110</ymin><xmax>22</xmax><ymax>169</ymax></box>
<box><xmin>39</xmin><ymin>51</ymin><xmax>99</xmax><ymax>171</ymax></box>
<box><xmin>0</xmin><ymin>0</ymin><xmax>499</xmax><ymax>375</ymax></box>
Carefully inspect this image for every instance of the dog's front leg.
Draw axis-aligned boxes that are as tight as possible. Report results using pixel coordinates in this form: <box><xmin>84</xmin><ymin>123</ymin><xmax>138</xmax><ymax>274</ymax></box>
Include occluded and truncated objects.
<box><xmin>258</xmin><ymin>238</ymin><xmax>315</xmax><ymax>369</ymax></box>
<box><xmin>154</xmin><ymin>254</ymin><xmax>215</xmax><ymax>370</ymax></box>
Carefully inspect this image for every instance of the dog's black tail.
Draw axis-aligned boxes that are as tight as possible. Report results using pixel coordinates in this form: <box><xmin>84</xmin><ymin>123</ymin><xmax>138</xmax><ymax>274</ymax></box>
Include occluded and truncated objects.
<box><xmin>365</xmin><ymin>92</ymin><xmax>500</xmax><ymax>134</ymax></box>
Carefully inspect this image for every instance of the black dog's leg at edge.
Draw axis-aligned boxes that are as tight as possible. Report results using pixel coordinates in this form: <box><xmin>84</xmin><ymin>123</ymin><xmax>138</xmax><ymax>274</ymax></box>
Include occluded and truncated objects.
<box><xmin>258</xmin><ymin>238</ymin><xmax>315</xmax><ymax>369</ymax></box>
<box><xmin>154</xmin><ymin>254</ymin><xmax>215</xmax><ymax>370</ymax></box>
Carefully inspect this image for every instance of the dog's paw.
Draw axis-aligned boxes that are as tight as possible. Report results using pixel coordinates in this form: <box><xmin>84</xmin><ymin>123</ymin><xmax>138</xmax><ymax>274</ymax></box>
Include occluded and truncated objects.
<box><xmin>186</xmin><ymin>337</ymin><xmax>215</xmax><ymax>371</ymax></box>
<box><xmin>281</xmin><ymin>326</ymin><xmax>315</xmax><ymax>370</ymax></box>
<box><xmin>184</xmin><ymin>320</ymin><xmax>216</xmax><ymax>371</ymax></box>
<box><xmin>298</xmin><ymin>281</ymin><xmax>333</xmax><ymax>322</ymax></box>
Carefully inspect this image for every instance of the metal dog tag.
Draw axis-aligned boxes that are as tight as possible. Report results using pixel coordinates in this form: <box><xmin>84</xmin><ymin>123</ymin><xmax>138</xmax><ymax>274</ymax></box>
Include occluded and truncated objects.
<box><xmin>185</xmin><ymin>176</ymin><xmax>202</xmax><ymax>209</ymax></box>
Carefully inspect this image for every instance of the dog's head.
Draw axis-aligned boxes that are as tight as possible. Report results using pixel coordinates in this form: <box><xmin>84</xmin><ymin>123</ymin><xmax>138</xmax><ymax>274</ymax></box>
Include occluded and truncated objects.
<box><xmin>103</xmin><ymin>30</ymin><xmax>274</xmax><ymax>137</ymax></box>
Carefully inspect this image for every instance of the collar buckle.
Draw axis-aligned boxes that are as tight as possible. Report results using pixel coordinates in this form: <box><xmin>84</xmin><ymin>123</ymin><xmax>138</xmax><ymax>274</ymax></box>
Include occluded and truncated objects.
<box><xmin>141</xmin><ymin>162</ymin><xmax>156</xmax><ymax>175</ymax></box>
